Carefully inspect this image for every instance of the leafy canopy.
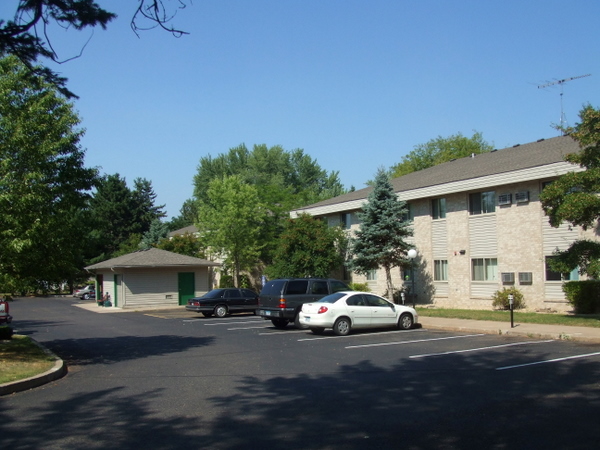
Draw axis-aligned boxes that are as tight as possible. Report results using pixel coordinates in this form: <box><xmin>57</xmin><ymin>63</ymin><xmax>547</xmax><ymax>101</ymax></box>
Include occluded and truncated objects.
<box><xmin>388</xmin><ymin>131</ymin><xmax>494</xmax><ymax>178</ymax></box>
<box><xmin>540</xmin><ymin>105</ymin><xmax>600</xmax><ymax>277</ymax></box>
<box><xmin>267</xmin><ymin>213</ymin><xmax>348</xmax><ymax>279</ymax></box>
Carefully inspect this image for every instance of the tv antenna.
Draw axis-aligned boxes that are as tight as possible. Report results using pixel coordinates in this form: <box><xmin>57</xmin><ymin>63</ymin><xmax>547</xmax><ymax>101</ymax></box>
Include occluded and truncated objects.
<box><xmin>538</xmin><ymin>73</ymin><xmax>591</xmax><ymax>132</ymax></box>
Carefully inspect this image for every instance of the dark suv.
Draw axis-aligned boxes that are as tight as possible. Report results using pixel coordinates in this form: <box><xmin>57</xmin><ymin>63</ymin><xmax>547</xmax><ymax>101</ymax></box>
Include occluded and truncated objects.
<box><xmin>257</xmin><ymin>278</ymin><xmax>351</xmax><ymax>329</ymax></box>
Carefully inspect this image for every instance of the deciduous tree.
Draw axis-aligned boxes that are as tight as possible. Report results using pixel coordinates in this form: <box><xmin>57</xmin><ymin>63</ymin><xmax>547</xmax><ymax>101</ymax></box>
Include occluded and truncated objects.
<box><xmin>540</xmin><ymin>105</ymin><xmax>600</xmax><ymax>278</ymax></box>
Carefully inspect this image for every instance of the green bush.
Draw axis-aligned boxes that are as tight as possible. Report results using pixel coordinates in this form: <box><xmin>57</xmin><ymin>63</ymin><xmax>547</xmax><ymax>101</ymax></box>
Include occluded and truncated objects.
<box><xmin>0</xmin><ymin>326</ymin><xmax>14</xmax><ymax>340</ymax></box>
<box><xmin>348</xmin><ymin>282</ymin><xmax>369</xmax><ymax>292</ymax></box>
<box><xmin>563</xmin><ymin>280</ymin><xmax>600</xmax><ymax>314</ymax></box>
<box><xmin>492</xmin><ymin>287</ymin><xmax>525</xmax><ymax>310</ymax></box>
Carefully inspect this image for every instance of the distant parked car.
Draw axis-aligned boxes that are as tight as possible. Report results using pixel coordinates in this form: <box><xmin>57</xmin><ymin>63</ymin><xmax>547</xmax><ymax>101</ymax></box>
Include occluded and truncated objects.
<box><xmin>299</xmin><ymin>291</ymin><xmax>419</xmax><ymax>336</ymax></box>
<box><xmin>186</xmin><ymin>288</ymin><xmax>259</xmax><ymax>318</ymax></box>
<box><xmin>74</xmin><ymin>285</ymin><xmax>95</xmax><ymax>300</ymax></box>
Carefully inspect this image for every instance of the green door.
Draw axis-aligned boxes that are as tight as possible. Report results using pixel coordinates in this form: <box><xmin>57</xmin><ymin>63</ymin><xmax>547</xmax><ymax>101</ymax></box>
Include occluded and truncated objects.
<box><xmin>178</xmin><ymin>272</ymin><xmax>195</xmax><ymax>305</ymax></box>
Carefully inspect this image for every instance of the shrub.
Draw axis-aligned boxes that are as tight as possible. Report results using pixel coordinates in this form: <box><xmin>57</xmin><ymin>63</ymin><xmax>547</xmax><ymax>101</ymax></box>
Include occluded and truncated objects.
<box><xmin>562</xmin><ymin>280</ymin><xmax>600</xmax><ymax>314</ymax></box>
<box><xmin>0</xmin><ymin>326</ymin><xmax>14</xmax><ymax>340</ymax></box>
<box><xmin>348</xmin><ymin>282</ymin><xmax>369</xmax><ymax>292</ymax></box>
<box><xmin>492</xmin><ymin>287</ymin><xmax>525</xmax><ymax>310</ymax></box>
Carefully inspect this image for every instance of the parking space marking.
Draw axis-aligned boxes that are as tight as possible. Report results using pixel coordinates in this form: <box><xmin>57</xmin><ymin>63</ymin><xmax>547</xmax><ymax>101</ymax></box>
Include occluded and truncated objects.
<box><xmin>496</xmin><ymin>351</ymin><xmax>600</xmax><ymax>371</ymax></box>
<box><xmin>260</xmin><ymin>329</ymin><xmax>313</xmax><ymax>335</ymax></box>
<box><xmin>228</xmin><ymin>326</ymin><xmax>271</xmax><ymax>330</ymax></box>
<box><xmin>297</xmin><ymin>329</ymin><xmax>424</xmax><ymax>342</ymax></box>
<box><xmin>410</xmin><ymin>340</ymin><xmax>554</xmax><ymax>359</ymax></box>
<box><xmin>345</xmin><ymin>334</ymin><xmax>485</xmax><ymax>349</ymax></box>
<box><xmin>203</xmin><ymin>320</ymin><xmax>264</xmax><ymax>326</ymax></box>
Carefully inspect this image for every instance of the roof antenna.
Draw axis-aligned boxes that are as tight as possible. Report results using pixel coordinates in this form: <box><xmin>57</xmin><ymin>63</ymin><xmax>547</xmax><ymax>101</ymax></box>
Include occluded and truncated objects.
<box><xmin>538</xmin><ymin>74</ymin><xmax>591</xmax><ymax>134</ymax></box>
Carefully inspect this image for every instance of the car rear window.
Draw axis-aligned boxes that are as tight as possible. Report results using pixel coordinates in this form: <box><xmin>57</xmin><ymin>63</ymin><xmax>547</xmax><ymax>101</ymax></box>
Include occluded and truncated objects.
<box><xmin>285</xmin><ymin>280</ymin><xmax>309</xmax><ymax>295</ymax></box>
<box><xmin>318</xmin><ymin>293</ymin><xmax>345</xmax><ymax>303</ymax></box>
<box><xmin>260</xmin><ymin>280</ymin><xmax>286</xmax><ymax>296</ymax></box>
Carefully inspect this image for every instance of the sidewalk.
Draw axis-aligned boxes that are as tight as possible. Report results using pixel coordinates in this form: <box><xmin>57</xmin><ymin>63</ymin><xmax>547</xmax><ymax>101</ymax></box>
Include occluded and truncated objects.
<box><xmin>419</xmin><ymin>316</ymin><xmax>600</xmax><ymax>343</ymax></box>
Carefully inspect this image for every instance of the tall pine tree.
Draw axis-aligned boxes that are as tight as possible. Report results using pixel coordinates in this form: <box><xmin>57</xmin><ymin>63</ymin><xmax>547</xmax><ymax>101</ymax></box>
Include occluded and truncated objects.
<box><xmin>350</xmin><ymin>169</ymin><xmax>413</xmax><ymax>301</ymax></box>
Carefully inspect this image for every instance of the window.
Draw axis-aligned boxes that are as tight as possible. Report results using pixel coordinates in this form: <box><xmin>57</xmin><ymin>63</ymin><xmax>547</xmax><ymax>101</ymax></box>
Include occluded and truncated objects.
<box><xmin>432</xmin><ymin>198</ymin><xmax>447</xmax><ymax>219</ymax></box>
<box><xmin>366</xmin><ymin>269</ymin><xmax>378</xmax><ymax>281</ymax></box>
<box><xmin>471</xmin><ymin>258</ymin><xmax>498</xmax><ymax>281</ymax></box>
<box><xmin>400</xmin><ymin>202</ymin><xmax>413</xmax><ymax>222</ymax></box>
<box><xmin>545</xmin><ymin>256</ymin><xmax>579</xmax><ymax>281</ymax></box>
<box><xmin>434</xmin><ymin>260</ymin><xmax>448</xmax><ymax>281</ymax></box>
<box><xmin>340</xmin><ymin>213</ymin><xmax>352</xmax><ymax>229</ymax></box>
<box><xmin>469</xmin><ymin>191</ymin><xmax>495</xmax><ymax>215</ymax></box>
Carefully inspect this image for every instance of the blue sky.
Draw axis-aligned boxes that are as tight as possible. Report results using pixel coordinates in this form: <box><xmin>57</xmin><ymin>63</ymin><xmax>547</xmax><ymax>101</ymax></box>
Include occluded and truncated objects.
<box><xmin>2</xmin><ymin>1</ymin><xmax>599</xmax><ymax>218</ymax></box>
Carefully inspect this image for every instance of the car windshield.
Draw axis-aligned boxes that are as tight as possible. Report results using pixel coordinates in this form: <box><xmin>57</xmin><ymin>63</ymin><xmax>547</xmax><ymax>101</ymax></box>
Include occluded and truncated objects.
<box><xmin>317</xmin><ymin>292</ymin><xmax>346</xmax><ymax>303</ymax></box>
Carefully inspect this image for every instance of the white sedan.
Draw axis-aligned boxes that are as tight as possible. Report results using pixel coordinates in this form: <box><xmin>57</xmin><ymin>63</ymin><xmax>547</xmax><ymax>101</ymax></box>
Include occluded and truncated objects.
<box><xmin>299</xmin><ymin>291</ymin><xmax>418</xmax><ymax>336</ymax></box>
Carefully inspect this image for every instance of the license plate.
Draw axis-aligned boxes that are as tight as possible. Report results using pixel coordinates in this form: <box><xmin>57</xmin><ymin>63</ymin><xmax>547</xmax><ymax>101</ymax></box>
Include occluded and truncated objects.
<box><xmin>264</xmin><ymin>310</ymin><xmax>271</xmax><ymax>316</ymax></box>
<box><xmin>305</xmin><ymin>316</ymin><xmax>310</xmax><ymax>322</ymax></box>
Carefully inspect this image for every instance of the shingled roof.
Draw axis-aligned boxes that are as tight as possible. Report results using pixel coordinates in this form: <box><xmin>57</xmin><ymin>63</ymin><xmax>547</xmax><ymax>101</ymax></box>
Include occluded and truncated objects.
<box><xmin>85</xmin><ymin>248</ymin><xmax>219</xmax><ymax>270</ymax></box>
<box><xmin>295</xmin><ymin>135</ymin><xmax>581</xmax><ymax>211</ymax></box>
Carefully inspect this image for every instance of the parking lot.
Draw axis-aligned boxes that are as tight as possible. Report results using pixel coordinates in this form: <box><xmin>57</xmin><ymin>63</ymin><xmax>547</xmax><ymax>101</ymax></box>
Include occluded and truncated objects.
<box><xmin>2</xmin><ymin>297</ymin><xmax>600</xmax><ymax>449</ymax></box>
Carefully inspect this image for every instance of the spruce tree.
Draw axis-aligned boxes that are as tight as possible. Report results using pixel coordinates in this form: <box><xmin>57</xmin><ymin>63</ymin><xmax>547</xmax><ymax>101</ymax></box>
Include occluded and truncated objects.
<box><xmin>350</xmin><ymin>169</ymin><xmax>413</xmax><ymax>301</ymax></box>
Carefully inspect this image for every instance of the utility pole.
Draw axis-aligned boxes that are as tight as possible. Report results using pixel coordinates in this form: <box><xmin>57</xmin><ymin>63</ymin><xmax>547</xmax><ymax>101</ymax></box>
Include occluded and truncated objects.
<box><xmin>538</xmin><ymin>74</ymin><xmax>591</xmax><ymax>132</ymax></box>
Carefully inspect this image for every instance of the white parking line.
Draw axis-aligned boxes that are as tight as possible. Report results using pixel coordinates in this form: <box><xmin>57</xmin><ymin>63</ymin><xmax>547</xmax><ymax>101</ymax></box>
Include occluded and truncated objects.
<box><xmin>496</xmin><ymin>351</ymin><xmax>600</xmax><ymax>371</ymax></box>
<box><xmin>345</xmin><ymin>334</ymin><xmax>485</xmax><ymax>349</ymax></box>
<box><xmin>260</xmin><ymin>329</ymin><xmax>313</xmax><ymax>335</ymax></box>
<box><xmin>228</xmin><ymin>326</ymin><xmax>271</xmax><ymax>330</ymax></box>
<box><xmin>203</xmin><ymin>320</ymin><xmax>264</xmax><ymax>326</ymax></box>
<box><xmin>297</xmin><ymin>329</ymin><xmax>424</xmax><ymax>341</ymax></box>
<box><xmin>410</xmin><ymin>340</ymin><xmax>554</xmax><ymax>359</ymax></box>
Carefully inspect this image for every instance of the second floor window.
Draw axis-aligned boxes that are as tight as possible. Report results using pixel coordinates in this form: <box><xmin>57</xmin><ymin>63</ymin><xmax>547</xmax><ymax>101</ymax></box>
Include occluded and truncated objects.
<box><xmin>432</xmin><ymin>198</ymin><xmax>447</xmax><ymax>219</ymax></box>
<box><xmin>472</xmin><ymin>258</ymin><xmax>498</xmax><ymax>281</ymax></box>
<box><xmin>340</xmin><ymin>213</ymin><xmax>352</xmax><ymax>229</ymax></box>
<box><xmin>469</xmin><ymin>191</ymin><xmax>495</xmax><ymax>215</ymax></box>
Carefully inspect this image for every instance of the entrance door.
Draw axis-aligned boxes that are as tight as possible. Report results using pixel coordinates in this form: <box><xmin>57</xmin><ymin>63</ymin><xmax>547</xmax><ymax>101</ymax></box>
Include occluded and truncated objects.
<box><xmin>114</xmin><ymin>274</ymin><xmax>122</xmax><ymax>307</ymax></box>
<box><xmin>178</xmin><ymin>272</ymin><xmax>195</xmax><ymax>306</ymax></box>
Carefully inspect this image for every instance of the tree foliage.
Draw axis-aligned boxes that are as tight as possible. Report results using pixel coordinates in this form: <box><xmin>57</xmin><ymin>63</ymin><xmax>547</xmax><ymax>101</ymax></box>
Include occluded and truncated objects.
<box><xmin>167</xmin><ymin>198</ymin><xmax>198</xmax><ymax>231</ymax></box>
<box><xmin>197</xmin><ymin>175</ymin><xmax>264</xmax><ymax>287</ymax></box>
<box><xmin>0</xmin><ymin>55</ymin><xmax>97</xmax><ymax>291</ymax></box>
<box><xmin>157</xmin><ymin>232</ymin><xmax>206</xmax><ymax>259</ymax></box>
<box><xmin>139</xmin><ymin>219</ymin><xmax>169</xmax><ymax>250</ymax></box>
<box><xmin>350</xmin><ymin>169</ymin><xmax>413</xmax><ymax>301</ymax></box>
<box><xmin>267</xmin><ymin>213</ymin><xmax>348</xmax><ymax>279</ymax></box>
<box><xmin>194</xmin><ymin>143</ymin><xmax>346</xmax><ymax>264</ymax></box>
<box><xmin>540</xmin><ymin>105</ymin><xmax>600</xmax><ymax>278</ymax></box>
<box><xmin>388</xmin><ymin>131</ymin><xmax>494</xmax><ymax>178</ymax></box>
<box><xmin>0</xmin><ymin>0</ymin><xmax>191</xmax><ymax>98</ymax></box>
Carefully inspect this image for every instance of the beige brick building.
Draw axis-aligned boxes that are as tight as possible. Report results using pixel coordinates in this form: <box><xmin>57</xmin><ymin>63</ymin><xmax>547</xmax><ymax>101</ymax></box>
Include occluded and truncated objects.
<box><xmin>291</xmin><ymin>136</ymin><xmax>594</xmax><ymax>312</ymax></box>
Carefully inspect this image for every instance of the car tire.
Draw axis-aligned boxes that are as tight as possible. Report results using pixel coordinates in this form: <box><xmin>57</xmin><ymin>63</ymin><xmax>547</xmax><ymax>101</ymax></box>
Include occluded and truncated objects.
<box><xmin>214</xmin><ymin>305</ymin><xmax>228</xmax><ymax>318</ymax></box>
<box><xmin>271</xmin><ymin>319</ymin><xmax>289</xmax><ymax>329</ymax></box>
<box><xmin>333</xmin><ymin>317</ymin><xmax>351</xmax><ymax>336</ymax></box>
<box><xmin>82</xmin><ymin>294</ymin><xmax>89</xmax><ymax>300</ymax></box>
<box><xmin>310</xmin><ymin>327</ymin><xmax>325</xmax><ymax>335</ymax></box>
<box><xmin>398</xmin><ymin>313</ymin><xmax>414</xmax><ymax>330</ymax></box>
<box><xmin>294</xmin><ymin>313</ymin><xmax>308</xmax><ymax>329</ymax></box>
<box><xmin>202</xmin><ymin>312</ymin><xmax>213</xmax><ymax>317</ymax></box>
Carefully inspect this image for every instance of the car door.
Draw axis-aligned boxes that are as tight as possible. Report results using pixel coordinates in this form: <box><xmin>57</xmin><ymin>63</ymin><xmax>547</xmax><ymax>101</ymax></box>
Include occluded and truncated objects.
<box><xmin>224</xmin><ymin>289</ymin><xmax>243</xmax><ymax>311</ymax></box>
<box><xmin>345</xmin><ymin>294</ymin><xmax>371</xmax><ymax>327</ymax></box>
<box><xmin>365</xmin><ymin>294</ymin><xmax>397</xmax><ymax>327</ymax></box>
<box><xmin>241</xmin><ymin>289</ymin><xmax>259</xmax><ymax>310</ymax></box>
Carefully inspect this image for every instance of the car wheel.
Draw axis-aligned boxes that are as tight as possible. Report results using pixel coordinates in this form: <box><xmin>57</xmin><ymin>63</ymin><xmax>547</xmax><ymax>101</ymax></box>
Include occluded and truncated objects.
<box><xmin>310</xmin><ymin>327</ymin><xmax>325</xmax><ymax>335</ymax></box>
<box><xmin>202</xmin><ymin>312</ymin><xmax>213</xmax><ymax>317</ymax></box>
<box><xmin>271</xmin><ymin>319</ymin><xmax>289</xmax><ymax>329</ymax></box>
<box><xmin>294</xmin><ymin>313</ymin><xmax>308</xmax><ymax>329</ymax></box>
<box><xmin>214</xmin><ymin>305</ymin><xmax>228</xmax><ymax>318</ymax></box>
<box><xmin>398</xmin><ymin>313</ymin><xmax>414</xmax><ymax>330</ymax></box>
<box><xmin>82</xmin><ymin>294</ymin><xmax>89</xmax><ymax>300</ymax></box>
<box><xmin>333</xmin><ymin>317</ymin><xmax>351</xmax><ymax>336</ymax></box>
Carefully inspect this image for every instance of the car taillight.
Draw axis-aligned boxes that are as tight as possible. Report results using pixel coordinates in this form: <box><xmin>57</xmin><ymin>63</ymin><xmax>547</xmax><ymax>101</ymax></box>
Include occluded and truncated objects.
<box><xmin>318</xmin><ymin>306</ymin><xmax>328</xmax><ymax>314</ymax></box>
<box><xmin>279</xmin><ymin>298</ymin><xmax>286</xmax><ymax>308</ymax></box>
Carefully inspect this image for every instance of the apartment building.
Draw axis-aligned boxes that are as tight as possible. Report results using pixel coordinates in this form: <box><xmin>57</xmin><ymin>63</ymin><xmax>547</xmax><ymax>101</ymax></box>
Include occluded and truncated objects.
<box><xmin>291</xmin><ymin>136</ymin><xmax>593</xmax><ymax>312</ymax></box>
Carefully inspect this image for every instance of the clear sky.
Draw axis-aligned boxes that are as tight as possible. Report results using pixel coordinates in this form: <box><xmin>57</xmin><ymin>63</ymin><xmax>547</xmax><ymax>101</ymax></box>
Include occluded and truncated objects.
<box><xmin>2</xmin><ymin>1</ymin><xmax>599</xmax><ymax>218</ymax></box>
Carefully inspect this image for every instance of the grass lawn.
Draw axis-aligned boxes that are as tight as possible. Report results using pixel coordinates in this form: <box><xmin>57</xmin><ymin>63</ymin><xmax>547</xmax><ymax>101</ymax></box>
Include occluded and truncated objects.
<box><xmin>0</xmin><ymin>334</ymin><xmax>56</xmax><ymax>385</ymax></box>
<box><xmin>417</xmin><ymin>307</ymin><xmax>600</xmax><ymax>328</ymax></box>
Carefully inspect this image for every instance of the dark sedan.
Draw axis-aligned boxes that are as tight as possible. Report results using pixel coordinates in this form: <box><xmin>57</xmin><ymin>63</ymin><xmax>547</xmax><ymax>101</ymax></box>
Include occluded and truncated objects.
<box><xmin>186</xmin><ymin>288</ymin><xmax>259</xmax><ymax>318</ymax></box>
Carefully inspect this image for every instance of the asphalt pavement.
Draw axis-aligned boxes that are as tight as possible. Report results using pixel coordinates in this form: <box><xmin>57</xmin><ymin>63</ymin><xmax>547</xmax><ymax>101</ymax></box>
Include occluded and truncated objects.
<box><xmin>2</xmin><ymin>301</ymin><xmax>599</xmax><ymax>396</ymax></box>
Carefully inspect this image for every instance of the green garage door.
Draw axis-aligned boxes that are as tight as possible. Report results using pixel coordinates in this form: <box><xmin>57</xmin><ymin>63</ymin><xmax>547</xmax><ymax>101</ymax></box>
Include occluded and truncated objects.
<box><xmin>178</xmin><ymin>272</ymin><xmax>195</xmax><ymax>306</ymax></box>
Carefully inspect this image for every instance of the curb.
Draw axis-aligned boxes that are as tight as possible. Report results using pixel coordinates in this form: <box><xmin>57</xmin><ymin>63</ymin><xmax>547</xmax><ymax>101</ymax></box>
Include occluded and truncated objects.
<box><xmin>0</xmin><ymin>337</ymin><xmax>67</xmax><ymax>396</ymax></box>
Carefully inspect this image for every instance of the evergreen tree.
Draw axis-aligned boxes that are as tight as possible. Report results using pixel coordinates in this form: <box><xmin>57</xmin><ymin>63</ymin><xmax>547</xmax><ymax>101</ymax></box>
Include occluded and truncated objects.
<box><xmin>350</xmin><ymin>169</ymin><xmax>413</xmax><ymax>301</ymax></box>
<box><xmin>139</xmin><ymin>219</ymin><xmax>170</xmax><ymax>249</ymax></box>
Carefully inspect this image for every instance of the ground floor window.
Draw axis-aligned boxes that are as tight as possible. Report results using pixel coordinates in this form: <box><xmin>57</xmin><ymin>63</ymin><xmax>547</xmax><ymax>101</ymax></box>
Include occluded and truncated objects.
<box><xmin>472</xmin><ymin>258</ymin><xmax>498</xmax><ymax>281</ymax></box>
<box><xmin>366</xmin><ymin>269</ymin><xmax>378</xmax><ymax>281</ymax></box>
<box><xmin>545</xmin><ymin>256</ymin><xmax>579</xmax><ymax>281</ymax></box>
<box><xmin>434</xmin><ymin>260</ymin><xmax>448</xmax><ymax>281</ymax></box>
